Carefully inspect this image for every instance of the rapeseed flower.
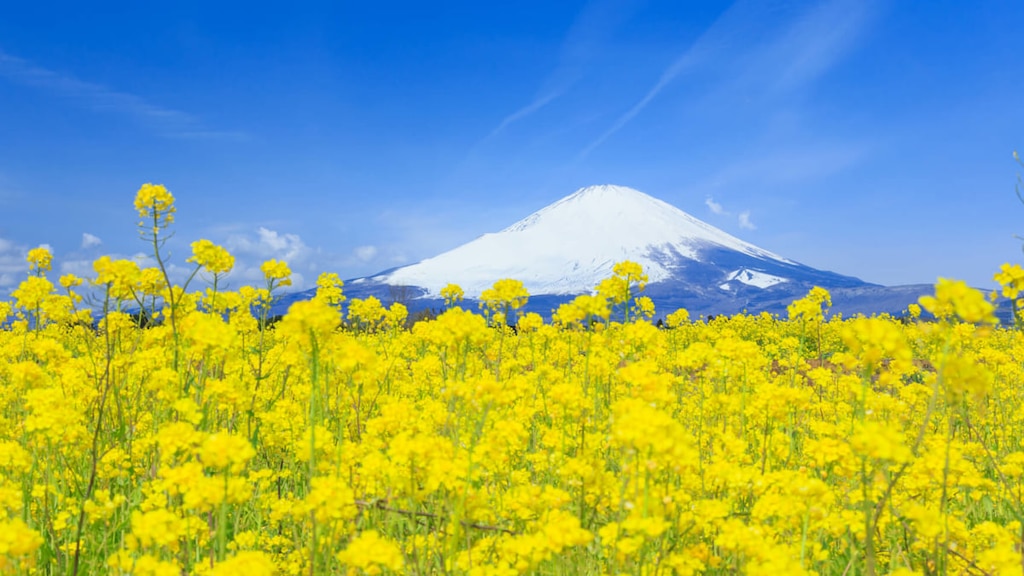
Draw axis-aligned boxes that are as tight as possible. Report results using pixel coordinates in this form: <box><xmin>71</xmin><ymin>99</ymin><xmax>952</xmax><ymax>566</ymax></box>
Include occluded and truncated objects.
<box><xmin>126</xmin><ymin>509</ymin><xmax>186</xmax><ymax>551</ymax></box>
<box><xmin>314</xmin><ymin>271</ymin><xmax>345</xmax><ymax>306</ymax></box>
<box><xmin>26</xmin><ymin>246</ymin><xmax>52</xmax><ymax>273</ymax></box>
<box><xmin>134</xmin><ymin>182</ymin><xmax>174</xmax><ymax>215</ymax></box>
<box><xmin>348</xmin><ymin>296</ymin><xmax>387</xmax><ymax>331</ymax></box>
<box><xmin>207</xmin><ymin>551</ymin><xmax>277</xmax><ymax>576</ymax></box>
<box><xmin>188</xmin><ymin>239</ymin><xmax>235</xmax><ymax>275</ymax></box>
<box><xmin>11</xmin><ymin>276</ymin><xmax>54</xmax><ymax>311</ymax></box>
<box><xmin>441</xmin><ymin>283</ymin><xmax>464</xmax><ymax>307</ymax></box>
<box><xmin>0</xmin><ymin>518</ymin><xmax>43</xmax><ymax>560</ymax></box>
<box><xmin>994</xmin><ymin>263</ymin><xmax>1024</xmax><ymax>299</ymax></box>
<box><xmin>93</xmin><ymin>255</ymin><xmax>141</xmax><ymax>300</ymax></box>
<box><xmin>200</xmin><ymin>432</ymin><xmax>255</xmax><ymax>473</ymax></box>
<box><xmin>7</xmin><ymin>187</ymin><xmax>1024</xmax><ymax>575</ymax></box>
<box><xmin>665</xmin><ymin>308</ymin><xmax>690</xmax><ymax>327</ymax></box>
<box><xmin>336</xmin><ymin>530</ymin><xmax>404</xmax><ymax>574</ymax></box>
<box><xmin>919</xmin><ymin>278</ymin><xmax>996</xmax><ymax>324</ymax></box>
<box><xmin>278</xmin><ymin>298</ymin><xmax>339</xmax><ymax>348</ymax></box>
<box><xmin>787</xmin><ymin>286</ymin><xmax>831</xmax><ymax>323</ymax></box>
<box><xmin>260</xmin><ymin>258</ymin><xmax>292</xmax><ymax>287</ymax></box>
<box><xmin>480</xmin><ymin>278</ymin><xmax>529</xmax><ymax>326</ymax></box>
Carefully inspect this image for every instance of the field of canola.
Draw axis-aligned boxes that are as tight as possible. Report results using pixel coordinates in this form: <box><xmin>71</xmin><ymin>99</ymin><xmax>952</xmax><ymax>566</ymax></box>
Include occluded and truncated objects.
<box><xmin>4</xmin><ymin>184</ymin><xmax>1024</xmax><ymax>576</ymax></box>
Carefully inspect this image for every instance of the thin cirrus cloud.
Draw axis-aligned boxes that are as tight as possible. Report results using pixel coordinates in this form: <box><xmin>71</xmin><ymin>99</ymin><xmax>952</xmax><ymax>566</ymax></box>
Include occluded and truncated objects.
<box><xmin>0</xmin><ymin>50</ymin><xmax>248</xmax><ymax>141</ymax></box>
<box><xmin>577</xmin><ymin>0</ymin><xmax>753</xmax><ymax>159</ymax></box>
<box><xmin>226</xmin><ymin>227</ymin><xmax>310</xmax><ymax>263</ymax></box>
<box><xmin>483</xmin><ymin>0</ymin><xmax>634</xmax><ymax>142</ymax></box>
<box><xmin>353</xmin><ymin>245</ymin><xmax>378</xmax><ymax>262</ymax></box>
<box><xmin>705</xmin><ymin>197</ymin><xmax>728</xmax><ymax>216</ymax></box>
<box><xmin>757</xmin><ymin>0</ymin><xmax>872</xmax><ymax>96</ymax></box>
<box><xmin>578</xmin><ymin>0</ymin><xmax>873</xmax><ymax>159</ymax></box>
<box><xmin>81</xmin><ymin>233</ymin><xmax>102</xmax><ymax>249</ymax></box>
<box><xmin>705</xmin><ymin>196</ymin><xmax>754</xmax><ymax>230</ymax></box>
<box><xmin>0</xmin><ymin>236</ymin><xmax>25</xmax><ymax>290</ymax></box>
<box><xmin>221</xmin><ymin>226</ymin><xmax>314</xmax><ymax>289</ymax></box>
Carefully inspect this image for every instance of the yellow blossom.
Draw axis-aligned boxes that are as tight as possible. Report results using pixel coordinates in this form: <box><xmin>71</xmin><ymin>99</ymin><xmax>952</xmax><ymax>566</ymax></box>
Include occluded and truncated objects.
<box><xmin>919</xmin><ymin>278</ymin><xmax>996</xmax><ymax>324</ymax></box>
<box><xmin>441</xmin><ymin>283</ymin><xmax>464</xmax><ymax>307</ymax></box>
<box><xmin>208</xmin><ymin>551</ymin><xmax>277</xmax><ymax>576</ymax></box>
<box><xmin>278</xmin><ymin>297</ymin><xmax>340</xmax><ymax>348</ymax></box>
<box><xmin>260</xmin><ymin>259</ymin><xmax>292</xmax><ymax>287</ymax></box>
<box><xmin>199</xmin><ymin>432</ymin><xmax>256</xmax><ymax>473</ymax></box>
<box><xmin>479</xmin><ymin>278</ymin><xmax>529</xmax><ymax>313</ymax></box>
<box><xmin>314</xmin><ymin>272</ymin><xmax>346</xmax><ymax>306</ymax></box>
<box><xmin>666</xmin><ymin>307</ymin><xmax>690</xmax><ymax>327</ymax></box>
<box><xmin>994</xmin><ymin>263</ymin><xmax>1024</xmax><ymax>300</ymax></box>
<box><xmin>787</xmin><ymin>286</ymin><xmax>831</xmax><ymax>323</ymax></box>
<box><xmin>188</xmin><ymin>239</ymin><xmax>234</xmax><ymax>275</ymax></box>
<box><xmin>26</xmin><ymin>246</ymin><xmax>52</xmax><ymax>273</ymax></box>
<box><xmin>336</xmin><ymin>530</ymin><xmax>404</xmax><ymax>574</ymax></box>
<box><xmin>134</xmin><ymin>183</ymin><xmax>175</xmax><ymax>217</ymax></box>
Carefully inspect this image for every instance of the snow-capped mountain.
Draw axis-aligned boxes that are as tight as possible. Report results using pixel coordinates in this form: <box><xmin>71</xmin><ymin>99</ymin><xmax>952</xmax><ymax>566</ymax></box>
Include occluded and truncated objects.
<box><xmin>373</xmin><ymin>184</ymin><xmax>808</xmax><ymax>297</ymax></box>
<box><xmin>278</xmin><ymin>184</ymin><xmax>936</xmax><ymax>319</ymax></box>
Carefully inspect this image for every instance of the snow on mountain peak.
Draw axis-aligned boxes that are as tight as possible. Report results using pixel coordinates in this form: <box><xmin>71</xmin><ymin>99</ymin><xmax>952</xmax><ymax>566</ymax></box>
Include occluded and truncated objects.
<box><xmin>725</xmin><ymin>268</ymin><xmax>789</xmax><ymax>289</ymax></box>
<box><xmin>376</xmin><ymin>184</ymin><xmax>794</xmax><ymax>297</ymax></box>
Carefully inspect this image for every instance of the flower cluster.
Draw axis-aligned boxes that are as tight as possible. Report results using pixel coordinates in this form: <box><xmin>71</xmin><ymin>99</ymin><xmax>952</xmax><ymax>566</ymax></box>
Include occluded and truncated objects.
<box><xmin>189</xmin><ymin>239</ymin><xmax>235</xmax><ymax>275</ymax></box>
<box><xmin>3</xmin><ymin>185</ymin><xmax>1024</xmax><ymax>576</ymax></box>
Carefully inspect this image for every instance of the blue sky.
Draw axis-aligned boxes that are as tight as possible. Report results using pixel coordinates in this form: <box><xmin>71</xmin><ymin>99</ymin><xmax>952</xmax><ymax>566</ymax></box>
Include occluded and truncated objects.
<box><xmin>1</xmin><ymin>0</ymin><xmax>1022</xmax><ymax>292</ymax></box>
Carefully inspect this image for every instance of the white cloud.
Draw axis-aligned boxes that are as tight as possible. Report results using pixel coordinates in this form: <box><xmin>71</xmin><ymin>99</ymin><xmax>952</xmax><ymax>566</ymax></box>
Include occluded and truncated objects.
<box><xmin>0</xmin><ymin>50</ymin><xmax>247</xmax><ymax>141</ymax></box>
<box><xmin>487</xmin><ymin>92</ymin><xmax>563</xmax><ymax>141</ymax></box>
<box><xmin>223</xmin><ymin>226</ymin><xmax>315</xmax><ymax>290</ymax></box>
<box><xmin>0</xmin><ymin>236</ymin><xmax>25</xmax><ymax>291</ymax></box>
<box><xmin>257</xmin><ymin>227</ymin><xmax>307</xmax><ymax>261</ymax></box>
<box><xmin>81</xmin><ymin>232</ymin><xmax>102</xmax><ymax>249</ymax></box>
<box><xmin>58</xmin><ymin>257</ymin><xmax>95</xmax><ymax>280</ymax></box>
<box><xmin>765</xmin><ymin>0</ymin><xmax>871</xmax><ymax>95</ymax></box>
<box><xmin>354</xmin><ymin>245</ymin><xmax>378</xmax><ymax>262</ymax></box>
<box><xmin>485</xmin><ymin>0</ymin><xmax>632</xmax><ymax>140</ymax></box>
<box><xmin>0</xmin><ymin>240</ymin><xmax>52</xmax><ymax>290</ymax></box>
<box><xmin>227</xmin><ymin>227</ymin><xmax>310</xmax><ymax>263</ymax></box>
<box><xmin>698</xmin><ymin>196</ymin><xmax>755</xmax><ymax>230</ymax></box>
<box><xmin>705</xmin><ymin>197</ymin><xmax>729</xmax><ymax>216</ymax></box>
<box><xmin>579</xmin><ymin>0</ymin><xmax>752</xmax><ymax>158</ymax></box>
<box><xmin>580</xmin><ymin>0</ymin><xmax>873</xmax><ymax>158</ymax></box>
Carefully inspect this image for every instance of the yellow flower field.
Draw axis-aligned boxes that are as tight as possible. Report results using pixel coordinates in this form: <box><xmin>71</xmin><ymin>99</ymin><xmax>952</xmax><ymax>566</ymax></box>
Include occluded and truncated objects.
<box><xmin>3</xmin><ymin>184</ymin><xmax>1024</xmax><ymax>575</ymax></box>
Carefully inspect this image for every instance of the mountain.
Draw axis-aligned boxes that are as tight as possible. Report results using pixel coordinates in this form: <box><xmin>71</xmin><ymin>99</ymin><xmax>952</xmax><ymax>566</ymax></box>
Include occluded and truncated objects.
<box><xmin>374</xmin><ymin>184</ymin><xmax>823</xmax><ymax>297</ymax></box>
<box><xmin>280</xmin><ymin>185</ymin><xmax>937</xmax><ymax>319</ymax></box>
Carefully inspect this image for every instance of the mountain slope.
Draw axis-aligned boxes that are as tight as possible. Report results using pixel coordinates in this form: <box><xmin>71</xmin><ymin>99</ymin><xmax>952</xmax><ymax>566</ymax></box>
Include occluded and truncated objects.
<box><xmin>275</xmin><ymin>183</ymin><xmax>939</xmax><ymax>320</ymax></box>
<box><xmin>371</xmin><ymin>184</ymin><xmax>866</xmax><ymax>298</ymax></box>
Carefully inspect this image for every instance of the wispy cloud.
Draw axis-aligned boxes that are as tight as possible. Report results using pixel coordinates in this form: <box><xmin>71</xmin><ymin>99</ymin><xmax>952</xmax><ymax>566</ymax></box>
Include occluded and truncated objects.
<box><xmin>0</xmin><ymin>50</ymin><xmax>248</xmax><ymax>141</ymax></box>
<box><xmin>81</xmin><ymin>233</ymin><xmax>102</xmax><ymax>249</ymax></box>
<box><xmin>223</xmin><ymin>226</ymin><xmax>316</xmax><ymax>288</ymax></box>
<box><xmin>695</xmin><ymin>143</ymin><xmax>868</xmax><ymax>193</ymax></box>
<box><xmin>487</xmin><ymin>92</ymin><xmax>563</xmax><ymax>141</ymax></box>
<box><xmin>227</xmin><ymin>227</ymin><xmax>311</xmax><ymax>263</ymax></box>
<box><xmin>204</xmin><ymin>221</ymin><xmax>399</xmax><ymax>286</ymax></box>
<box><xmin>579</xmin><ymin>0</ymin><xmax>874</xmax><ymax>158</ymax></box>
<box><xmin>761</xmin><ymin>0</ymin><xmax>871</xmax><ymax>95</ymax></box>
<box><xmin>578</xmin><ymin>0</ymin><xmax>754</xmax><ymax>158</ymax></box>
<box><xmin>705</xmin><ymin>197</ymin><xmax>729</xmax><ymax>216</ymax></box>
<box><xmin>353</xmin><ymin>245</ymin><xmax>378</xmax><ymax>262</ymax></box>
<box><xmin>706</xmin><ymin>196</ymin><xmax>754</xmax><ymax>230</ymax></box>
<box><xmin>484</xmin><ymin>0</ymin><xmax>633</xmax><ymax>141</ymax></box>
<box><xmin>0</xmin><ymin>172</ymin><xmax>23</xmax><ymax>205</ymax></box>
<box><xmin>0</xmin><ymin>236</ymin><xmax>25</xmax><ymax>291</ymax></box>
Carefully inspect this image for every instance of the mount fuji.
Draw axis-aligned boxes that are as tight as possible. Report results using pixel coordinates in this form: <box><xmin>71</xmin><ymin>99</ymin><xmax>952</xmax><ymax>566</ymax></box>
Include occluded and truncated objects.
<box><xmin>282</xmin><ymin>185</ymin><xmax>936</xmax><ymax>319</ymax></box>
